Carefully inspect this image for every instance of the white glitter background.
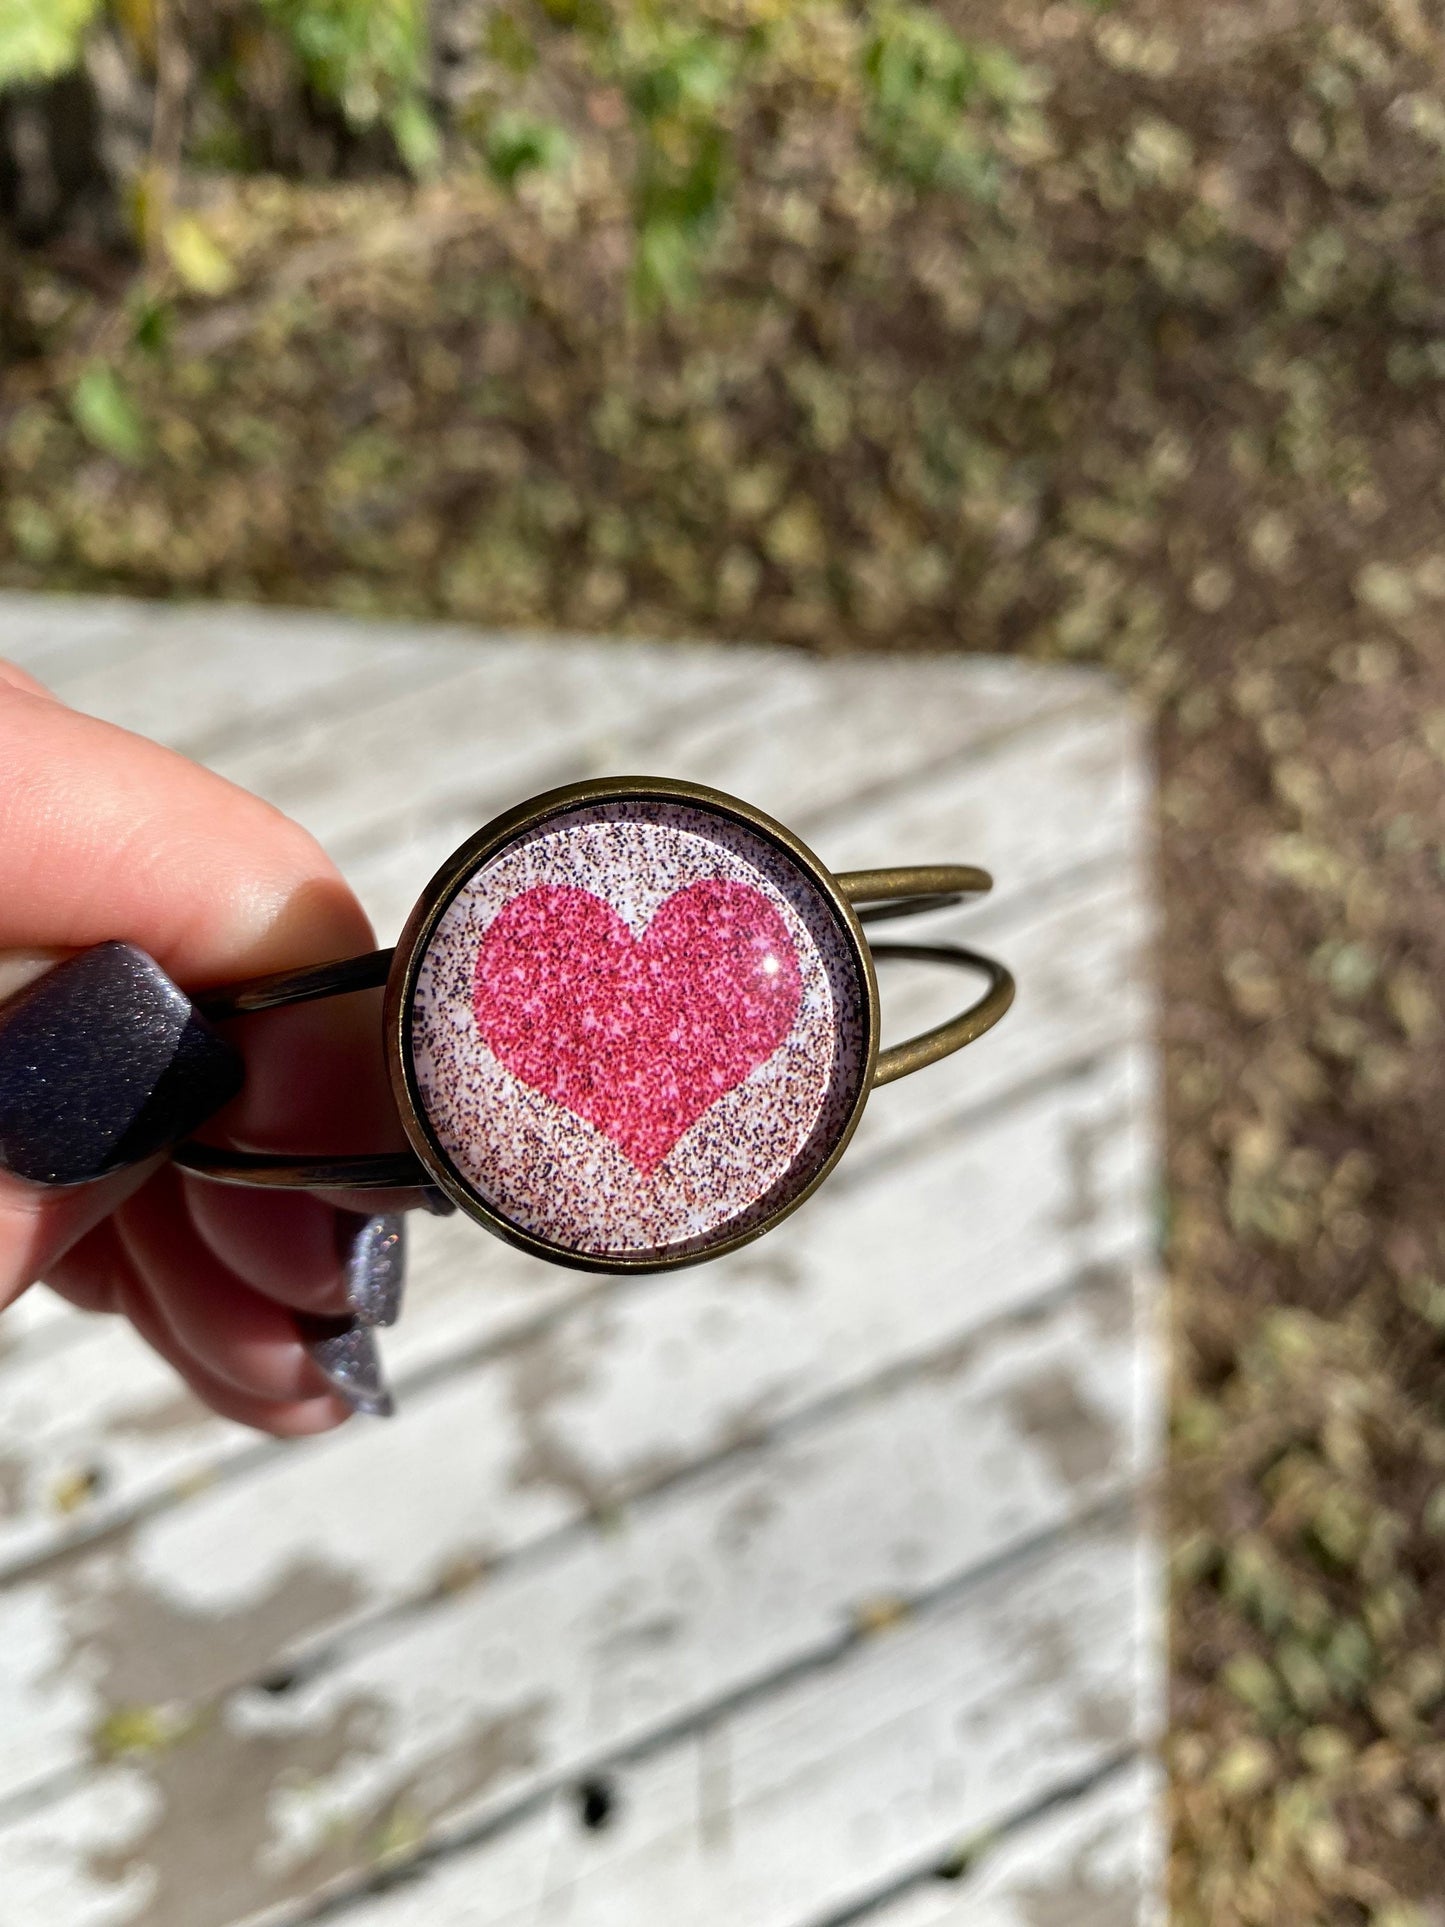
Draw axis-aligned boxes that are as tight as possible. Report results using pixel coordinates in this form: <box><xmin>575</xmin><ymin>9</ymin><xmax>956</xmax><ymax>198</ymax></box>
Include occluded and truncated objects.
<box><xmin>409</xmin><ymin>800</ymin><xmax>869</xmax><ymax>1262</ymax></box>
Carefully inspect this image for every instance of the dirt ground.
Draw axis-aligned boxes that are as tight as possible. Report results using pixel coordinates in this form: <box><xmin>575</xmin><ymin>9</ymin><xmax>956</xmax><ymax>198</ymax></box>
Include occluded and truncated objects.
<box><xmin>3</xmin><ymin>1</ymin><xmax>1445</xmax><ymax>1918</ymax></box>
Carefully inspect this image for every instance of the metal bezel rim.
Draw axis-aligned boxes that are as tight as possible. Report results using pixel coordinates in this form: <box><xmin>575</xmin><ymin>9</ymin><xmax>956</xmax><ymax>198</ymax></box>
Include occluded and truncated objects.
<box><xmin>382</xmin><ymin>775</ymin><xmax>881</xmax><ymax>1277</ymax></box>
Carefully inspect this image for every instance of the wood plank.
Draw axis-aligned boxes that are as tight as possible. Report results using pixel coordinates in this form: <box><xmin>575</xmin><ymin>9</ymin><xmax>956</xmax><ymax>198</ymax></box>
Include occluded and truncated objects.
<box><xmin>814</xmin><ymin>703</ymin><xmax>1149</xmax><ymax>890</ymax></box>
<box><xmin>0</xmin><ymin>615</ymin><xmax>1158</xmax><ymax>1927</ymax></box>
<box><xmin>206</xmin><ymin>643</ymin><xmax>771</xmax><ymax>861</ymax></box>
<box><xmin>207</xmin><ymin>648</ymin><xmax>1097</xmax><ymax>863</ymax></box>
<box><xmin>39</xmin><ymin>625</ymin><xmax>469</xmax><ymax>767</ymax></box>
<box><xmin>0</xmin><ymin>1287</ymin><xmax>78</xmax><ymax>1368</ymax></box>
<box><xmin>602</xmin><ymin>655</ymin><xmax>1106</xmax><ymax>859</ymax></box>
<box><xmin>336</xmin><ymin>684</ymin><xmax>1130</xmax><ymax>941</ymax></box>
<box><xmin>6</xmin><ymin>601</ymin><xmax>1101</xmax><ymax>822</ymax></box>
<box><xmin>322</xmin><ymin>1736</ymin><xmax>1163</xmax><ymax>1927</ymax></box>
<box><xmin>0</xmin><ymin>856</ymin><xmax>1148</xmax><ymax>1580</ymax></box>
<box><xmin>1</xmin><ymin>593</ymin><xmax>174</xmax><ymax>683</ymax></box>
<box><xmin>2</xmin><ymin>599</ymin><xmax>513</xmax><ymax>760</ymax></box>
<box><xmin>846</xmin><ymin>1756</ymin><xmax>1164</xmax><ymax>1927</ymax></box>
<box><xmin>0</xmin><ymin>632</ymin><xmax>1117</xmax><ymax>1372</ymax></box>
<box><xmin>0</xmin><ymin>1045</ymin><xmax>1152</xmax><ymax>1809</ymax></box>
<box><xmin>0</xmin><ymin>1500</ymin><xmax>1152</xmax><ymax>1927</ymax></box>
<box><xmin>0</xmin><ymin>1211</ymin><xmax>584</xmax><ymax>1582</ymax></box>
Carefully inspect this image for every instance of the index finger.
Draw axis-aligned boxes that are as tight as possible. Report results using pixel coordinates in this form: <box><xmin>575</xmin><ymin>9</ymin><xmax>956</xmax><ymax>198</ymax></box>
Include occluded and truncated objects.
<box><xmin>0</xmin><ymin>667</ymin><xmax>402</xmax><ymax>1305</ymax></box>
<box><xmin>0</xmin><ymin>669</ymin><xmax>372</xmax><ymax>982</ymax></box>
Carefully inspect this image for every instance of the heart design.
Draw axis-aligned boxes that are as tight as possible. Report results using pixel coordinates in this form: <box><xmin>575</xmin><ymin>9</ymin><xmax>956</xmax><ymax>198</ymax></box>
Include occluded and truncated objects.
<box><xmin>472</xmin><ymin>880</ymin><xmax>803</xmax><ymax>1174</ymax></box>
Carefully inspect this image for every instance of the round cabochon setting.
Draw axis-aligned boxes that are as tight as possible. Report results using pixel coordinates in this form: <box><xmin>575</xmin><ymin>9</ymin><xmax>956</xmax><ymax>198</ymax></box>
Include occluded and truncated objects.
<box><xmin>406</xmin><ymin>795</ymin><xmax>872</xmax><ymax>1265</ymax></box>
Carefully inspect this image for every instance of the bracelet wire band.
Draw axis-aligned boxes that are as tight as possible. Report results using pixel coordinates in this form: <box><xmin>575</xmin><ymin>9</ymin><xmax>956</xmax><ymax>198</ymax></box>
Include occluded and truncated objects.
<box><xmin>194</xmin><ymin>948</ymin><xmax>395</xmax><ymax>1022</ymax></box>
<box><xmin>174</xmin><ymin>865</ymin><xmax>1013</xmax><ymax>1191</ymax></box>
<box><xmin>869</xmin><ymin>944</ymin><xmax>1015</xmax><ymax>1087</ymax></box>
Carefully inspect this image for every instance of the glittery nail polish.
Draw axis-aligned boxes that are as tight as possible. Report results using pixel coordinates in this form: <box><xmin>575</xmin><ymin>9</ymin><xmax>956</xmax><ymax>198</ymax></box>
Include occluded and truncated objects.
<box><xmin>338</xmin><ymin>1211</ymin><xmax>405</xmax><ymax>1327</ymax></box>
<box><xmin>298</xmin><ymin>1315</ymin><xmax>394</xmax><ymax>1418</ymax></box>
<box><xmin>0</xmin><ymin>942</ymin><xmax>244</xmax><ymax>1185</ymax></box>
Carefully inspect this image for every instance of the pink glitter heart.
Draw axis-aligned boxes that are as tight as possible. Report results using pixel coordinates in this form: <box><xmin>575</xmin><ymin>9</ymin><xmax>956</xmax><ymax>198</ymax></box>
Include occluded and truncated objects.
<box><xmin>473</xmin><ymin>880</ymin><xmax>804</xmax><ymax>1174</ymax></box>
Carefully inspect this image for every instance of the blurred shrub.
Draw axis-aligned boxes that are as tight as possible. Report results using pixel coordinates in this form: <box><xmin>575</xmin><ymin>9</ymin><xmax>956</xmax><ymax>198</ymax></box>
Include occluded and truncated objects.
<box><xmin>0</xmin><ymin>0</ymin><xmax>1033</xmax><ymax>306</ymax></box>
<box><xmin>863</xmin><ymin>3</ymin><xmax>1037</xmax><ymax>195</ymax></box>
<box><xmin>0</xmin><ymin>0</ymin><xmax>439</xmax><ymax>253</ymax></box>
<box><xmin>258</xmin><ymin>0</ymin><xmax>438</xmax><ymax>173</ymax></box>
<box><xmin>613</xmin><ymin>14</ymin><xmax>740</xmax><ymax>309</ymax></box>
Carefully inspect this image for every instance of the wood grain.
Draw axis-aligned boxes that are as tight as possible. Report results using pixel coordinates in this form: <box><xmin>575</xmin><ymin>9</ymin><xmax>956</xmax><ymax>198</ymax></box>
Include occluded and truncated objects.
<box><xmin>0</xmin><ymin>601</ymin><xmax>1162</xmax><ymax>1926</ymax></box>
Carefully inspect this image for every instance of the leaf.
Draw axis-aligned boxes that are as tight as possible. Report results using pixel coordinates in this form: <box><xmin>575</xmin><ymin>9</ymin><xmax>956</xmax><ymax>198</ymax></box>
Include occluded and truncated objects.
<box><xmin>623</xmin><ymin>26</ymin><xmax>735</xmax><ymax>121</ymax></box>
<box><xmin>861</xmin><ymin>3</ymin><xmax>1025</xmax><ymax>196</ymax></box>
<box><xmin>163</xmin><ymin>215</ymin><xmax>238</xmax><ymax>297</ymax></box>
<box><xmin>633</xmin><ymin>215</ymin><xmax>699</xmax><ymax>312</ymax></box>
<box><xmin>0</xmin><ymin>0</ymin><xmax>102</xmax><ymax>89</ymax></box>
<box><xmin>389</xmin><ymin>97</ymin><xmax>442</xmax><ymax>176</ymax></box>
<box><xmin>483</xmin><ymin>112</ymin><xmax>573</xmax><ymax>187</ymax></box>
<box><xmin>261</xmin><ymin>0</ymin><xmax>432</xmax><ymax>158</ymax></box>
<box><xmin>93</xmin><ymin>1704</ymin><xmax>185</xmax><ymax>1761</ymax></box>
<box><xmin>130</xmin><ymin>294</ymin><xmax>173</xmax><ymax>357</ymax></box>
<box><xmin>70</xmin><ymin>365</ymin><xmax>146</xmax><ymax>464</ymax></box>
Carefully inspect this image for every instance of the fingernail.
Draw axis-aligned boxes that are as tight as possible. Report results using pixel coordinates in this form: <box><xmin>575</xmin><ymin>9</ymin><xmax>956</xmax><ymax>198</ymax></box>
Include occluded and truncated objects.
<box><xmin>338</xmin><ymin>1212</ymin><xmax>405</xmax><ymax>1326</ymax></box>
<box><xmin>420</xmin><ymin>1185</ymin><xmax>456</xmax><ymax>1217</ymax></box>
<box><xmin>0</xmin><ymin>942</ymin><xmax>244</xmax><ymax>1185</ymax></box>
<box><xmin>298</xmin><ymin>1316</ymin><xmax>394</xmax><ymax>1418</ymax></box>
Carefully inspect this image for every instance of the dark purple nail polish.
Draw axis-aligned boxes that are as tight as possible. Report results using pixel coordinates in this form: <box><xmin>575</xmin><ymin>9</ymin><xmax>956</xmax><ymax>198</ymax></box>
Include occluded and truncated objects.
<box><xmin>0</xmin><ymin>942</ymin><xmax>244</xmax><ymax>1186</ymax></box>
<box><xmin>298</xmin><ymin>1314</ymin><xmax>394</xmax><ymax>1417</ymax></box>
<box><xmin>338</xmin><ymin>1212</ymin><xmax>405</xmax><ymax>1326</ymax></box>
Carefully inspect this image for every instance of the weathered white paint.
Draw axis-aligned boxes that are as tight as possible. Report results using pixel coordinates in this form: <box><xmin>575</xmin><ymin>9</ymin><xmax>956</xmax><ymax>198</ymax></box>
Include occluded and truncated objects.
<box><xmin>0</xmin><ymin>1048</ymin><xmax>1150</xmax><ymax>1806</ymax></box>
<box><xmin>0</xmin><ymin>1283</ymin><xmax>77</xmax><ymax>1360</ymax></box>
<box><xmin>208</xmin><ymin>640</ymin><xmax>764</xmax><ymax>863</ymax></box>
<box><xmin>0</xmin><ymin>867</ymin><xmax>1147</xmax><ymax>1579</ymax></box>
<box><xmin>1</xmin><ymin>592</ymin><xmax>177</xmax><ymax>681</ymax></box>
<box><xmin>0</xmin><ymin>1517</ymin><xmax>1154</xmax><ymax>1927</ymax></box>
<box><xmin>334</xmin><ymin>688</ymin><xmax>1136</xmax><ymax>944</ymax></box>
<box><xmin>327</xmin><ymin>1745</ymin><xmax>1164</xmax><ymax>1927</ymax></box>
<box><xmin>52</xmin><ymin>626</ymin><xmax>469</xmax><ymax>767</ymax></box>
<box><xmin>0</xmin><ymin>602</ymin><xmax>1161</xmax><ymax>1926</ymax></box>
<box><xmin>855</xmin><ymin>1756</ymin><xmax>1165</xmax><ymax>1927</ymax></box>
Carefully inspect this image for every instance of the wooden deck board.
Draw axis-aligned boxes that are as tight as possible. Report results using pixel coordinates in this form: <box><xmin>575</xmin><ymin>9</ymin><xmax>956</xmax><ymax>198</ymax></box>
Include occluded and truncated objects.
<box><xmin>0</xmin><ymin>1513</ymin><xmax>1156</xmax><ymax>1927</ymax></box>
<box><xmin>852</xmin><ymin>1756</ymin><xmax>1165</xmax><ymax>1927</ymax></box>
<box><xmin>0</xmin><ymin>862</ymin><xmax>1147</xmax><ymax>1582</ymax></box>
<box><xmin>0</xmin><ymin>601</ymin><xmax>1161</xmax><ymax>1926</ymax></box>
<box><xmin>309</xmin><ymin>1523</ymin><xmax>1160</xmax><ymax>1927</ymax></box>
<box><xmin>0</xmin><ymin>1050</ymin><xmax>1151</xmax><ymax>1807</ymax></box>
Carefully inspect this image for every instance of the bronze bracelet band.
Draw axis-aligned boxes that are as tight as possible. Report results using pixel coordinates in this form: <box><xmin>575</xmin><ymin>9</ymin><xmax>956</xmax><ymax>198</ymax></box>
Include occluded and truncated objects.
<box><xmin>175</xmin><ymin>864</ymin><xmax>1012</xmax><ymax>1194</ymax></box>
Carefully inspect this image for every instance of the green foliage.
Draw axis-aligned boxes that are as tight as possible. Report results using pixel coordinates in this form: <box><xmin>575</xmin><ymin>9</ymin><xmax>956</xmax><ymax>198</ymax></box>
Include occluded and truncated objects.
<box><xmin>0</xmin><ymin>0</ymin><xmax>439</xmax><ymax>173</ymax></box>
<box><xmin>0</xmin><ymin>0</ymin><xmax>101</xmax><ymax>89</ymax></box>
<box><xmin>259</xmin><ymin>0</ymin><xmax>439</xmax><ymax>172</ymax></box>
<box><xmin>482</xmin><ymin>110</ymin><xmax>573</xmax><ymax>186</ymax></box>
<box><xmin>69</xmin><ymin>364</ymin><xmax>145</xmax><ymax>462</ymax></box>
<box><xmin>863</xmin><ymin>2</ymin><xmax>1033</xmax><ymax>195</ymax></box>
<box><xmin>611</xmin><ymin>17</ymin><xmax>740</xmax><ymax>311</ymax></box>
<box><xmin>163</xmin><ymin>213</ymin><xmax>237</xmax><ymax>295</ymax></box>
<box><xmin>591</xmin><ymin>1</ymin><xmax>1027</xmax><ymax>310</ymax></box>
<box><xmin>0</xmin><ymin>0</ymin><xmax>1033</xmax><ymax>308</ymax></box>
<box><xmin>129</xmin><ymin>293</ymin><xmax>173</xmax><ymax>357</ymax></box>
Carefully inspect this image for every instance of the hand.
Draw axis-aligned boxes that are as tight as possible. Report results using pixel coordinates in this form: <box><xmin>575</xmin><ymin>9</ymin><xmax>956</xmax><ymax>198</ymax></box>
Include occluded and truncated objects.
<box><xmin>0</xmin><ymin>656</ymin><xmax>416</xmax><ymax>1432</ymax></box>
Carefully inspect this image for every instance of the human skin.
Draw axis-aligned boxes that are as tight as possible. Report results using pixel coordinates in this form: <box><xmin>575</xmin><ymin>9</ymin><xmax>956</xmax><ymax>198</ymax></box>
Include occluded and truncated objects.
<box><xmin>0</xmin><ymin>656</ymin><xmax>418</xmax><ymax>1436</ymax></box>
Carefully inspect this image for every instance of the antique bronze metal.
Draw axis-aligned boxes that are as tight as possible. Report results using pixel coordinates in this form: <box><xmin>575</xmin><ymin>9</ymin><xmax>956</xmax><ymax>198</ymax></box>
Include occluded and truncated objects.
<box><xmin>176</xmin><ymin>777</ymin><xmax>1014</xmax><ymax>1272</ymax></box>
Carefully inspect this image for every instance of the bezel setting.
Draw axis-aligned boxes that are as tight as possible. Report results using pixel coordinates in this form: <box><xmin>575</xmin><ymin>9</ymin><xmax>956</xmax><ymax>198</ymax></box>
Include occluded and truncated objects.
<box><xmin>383</xmin><ymin>776</ymin><xmax>880</xmax><ymax>1275</ymax></box>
